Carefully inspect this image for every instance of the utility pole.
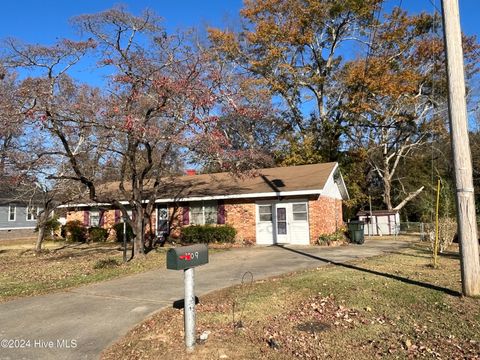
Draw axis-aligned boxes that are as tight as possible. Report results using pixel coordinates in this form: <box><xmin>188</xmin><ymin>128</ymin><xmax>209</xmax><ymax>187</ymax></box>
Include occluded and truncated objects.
<box><xmin>441</xmin><ymin>0</ymin><xmax>480</xmax><ymax>296</ymax></box>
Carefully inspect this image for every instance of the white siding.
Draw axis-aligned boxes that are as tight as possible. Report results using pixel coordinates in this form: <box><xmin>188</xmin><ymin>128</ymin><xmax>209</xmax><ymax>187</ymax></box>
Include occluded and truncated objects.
<box><xmin>322</xmin><ymin>174</ymin><xmax>343</xmax><ymax>199</ymax></box>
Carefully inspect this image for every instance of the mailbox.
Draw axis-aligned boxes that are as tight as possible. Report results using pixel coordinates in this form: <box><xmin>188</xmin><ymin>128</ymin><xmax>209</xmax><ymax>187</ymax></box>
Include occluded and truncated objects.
<box><xmin>166</xmin><ymin>244</ymin><xmax>209</xmax><ymax>270</ymax></box>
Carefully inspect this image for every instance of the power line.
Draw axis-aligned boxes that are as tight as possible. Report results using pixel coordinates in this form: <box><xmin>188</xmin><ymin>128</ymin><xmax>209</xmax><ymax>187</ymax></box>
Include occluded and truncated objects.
<box><xmin>363</xmin><ymin>1</ymin><xmax>384</xmax><ymax>77</ymax></box>
<box><xmin>427</xmin><ymin>0</ymin><xmax>442</xmax><ymax>13</ymax></box>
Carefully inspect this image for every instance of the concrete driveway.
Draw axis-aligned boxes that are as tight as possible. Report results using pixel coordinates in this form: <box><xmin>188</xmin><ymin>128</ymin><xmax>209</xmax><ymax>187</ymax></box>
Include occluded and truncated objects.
<box><xmin>0</xmin><ymin>239</ymin><xmax>409</xmax><ymax>360</ymax></box>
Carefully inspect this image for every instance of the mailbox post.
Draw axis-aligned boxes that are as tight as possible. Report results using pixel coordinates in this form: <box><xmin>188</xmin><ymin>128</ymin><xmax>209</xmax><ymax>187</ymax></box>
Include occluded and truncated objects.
<box><xmin>166</xmin><ymin>244</ymin><xmax>209</xmax><ymax>351</ymax></box>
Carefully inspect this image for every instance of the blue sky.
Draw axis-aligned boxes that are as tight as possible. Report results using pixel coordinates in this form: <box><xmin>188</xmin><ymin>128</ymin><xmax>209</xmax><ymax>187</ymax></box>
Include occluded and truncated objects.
<box><xmin>0</xmin><ymin>0</ymin><xmax>478</xmax><ymax>87</ymax></box>
<box><xmin>1</xmin><ymin>0</ymin><xmax>477</xmax><ymax>44</ymax></box>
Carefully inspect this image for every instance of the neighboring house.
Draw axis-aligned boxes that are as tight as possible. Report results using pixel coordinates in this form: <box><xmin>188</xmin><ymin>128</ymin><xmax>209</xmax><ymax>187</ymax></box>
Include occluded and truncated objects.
<box><xmin>357</xmin><ymin>210</ymin><xmax>400</xmax><ymax>236</ymax></box>
<box><xmin>0</xmin><ymin>188</ymin><xmax>42</xmax><ymax>240</ymax></box>
<box><xmin>64</xmin><ymin>162</ymin><xmax>349</xmax><ymax>245</ymax></box>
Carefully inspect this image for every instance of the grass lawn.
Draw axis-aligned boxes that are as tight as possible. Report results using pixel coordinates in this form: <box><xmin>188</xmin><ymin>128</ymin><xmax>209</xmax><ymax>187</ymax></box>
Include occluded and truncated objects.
<box><xmin>101</xmin><ymin>242</ymin><xmax>480</xmax><ymax>360</ymax></box>
<box><xmin>0</xmin><ymin>241</ymin><xmax>168</xmax><ymax>302</ymax></box>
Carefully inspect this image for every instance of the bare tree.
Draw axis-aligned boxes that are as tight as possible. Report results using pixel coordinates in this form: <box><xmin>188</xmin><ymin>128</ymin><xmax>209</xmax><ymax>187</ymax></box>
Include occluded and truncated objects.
<box><xmin>5</xmin><ymin>7</ymin><xmax>273</xmax><ymax>258</ymax></box>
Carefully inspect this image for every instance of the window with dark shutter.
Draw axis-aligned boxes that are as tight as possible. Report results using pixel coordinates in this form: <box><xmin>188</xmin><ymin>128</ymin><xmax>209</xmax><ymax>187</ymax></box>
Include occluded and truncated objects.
<box><xmin>89</xmin><ymin>210</ymin><xmax>100</xmax><ymax>227</ymax></box>
<box><xmin>190</xmin><ymin>201</ymin><xmax>218</xmax><ymax>225</ymax></box>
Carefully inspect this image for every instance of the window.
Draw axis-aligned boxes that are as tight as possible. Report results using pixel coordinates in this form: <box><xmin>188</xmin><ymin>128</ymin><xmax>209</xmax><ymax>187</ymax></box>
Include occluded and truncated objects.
<box><xmin>292</xmin><ymin>203</ymin><xmax>308</xmax><ymax>221</ymax></box>
<box><xmin>157</xmin><ymin>206</ymin><xmax>169</xmax><ymax>234</ymax></box>
<box><xmin>8</xmin><ymin>204</ymin><xmax>16</xmax><ymax>221</ymax></box>
<box><xmin>26</xmin><ymin>206</ymin><xmax>39</xmax><ymax>221</ymax></box>
<box><xmin>190</xmin><ymin>201</ymin><xmax>217</xmax><ymax>225</ymax></box>
<box><xmin>258</xmin><ymin>205</ymin><xmax>272</xmax><ymax>222</ymax></box>
<box><xmin>90</xmin><ymin>210</ymin><xmax>100</xmax><ymax>227</ymax></box>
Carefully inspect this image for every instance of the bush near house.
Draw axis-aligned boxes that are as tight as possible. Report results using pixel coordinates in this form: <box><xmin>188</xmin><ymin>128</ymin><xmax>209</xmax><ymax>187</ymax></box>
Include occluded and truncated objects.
<box><xmin>93</xmin><ymin>258</ymin><xmax>120</xmax><ymax>269</ymax></box>
<box><xmin>317</xmin><ymin>229</ymin><xmax>348</xmax><ymax>246</ymax></box>
<box><xmin>181</xmin><ymin>225</ymin><xmax>237</xmax><ymax>244</ymax></box>
<box><xmin>35</xmin><ymin>216</ymin><xmax>61</xmax><ymax>235</ymax></box>
<box><xmin>62</xmin><ymin>220</ymin><xmax>87</xmax><ymax>243</ymax></box>
<box><xmin>88</xmin><ymin>227</ymin><xmax>108</xmax><ymax>243</ymax></box>
<box><xmin>112</xmin><ymin>222</ymin><xmax>134</xmax><ymax>242</ymax></box>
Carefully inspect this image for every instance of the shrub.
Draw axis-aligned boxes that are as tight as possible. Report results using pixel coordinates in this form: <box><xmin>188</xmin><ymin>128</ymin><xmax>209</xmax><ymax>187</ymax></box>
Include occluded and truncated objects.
<box><xmin>426</xmin><ymin>218</ymin><xmax>457</xmax><ymax>253</ymax></box>
<box><xmin>63</xmin><ymin>220</ymin><xmax>87</xmax><ymax>243</ymax></box>
<box><xmin>35</xmin><ymin>216</ymin><xmax>61</xmax><ymax>234</ymax></box>
<box><xmin>182</xmin><ymin>225</ymin><xmax>237</xmax><ymax>244</ymax></box>
<box><xmin>93</xmin><ymin>258</ymin><xmax>120</xmax><ymax>269</ymax></box>
<box><xmin>317</xmin><ymin>230</ymin><xmax>347</xmax><ymax>246</ymax></box>
<box><xmin>112</xmin><ymin>222</ymin><xmax>134</xmax><ymax>242</ymax></box>
<box><xmin>88</xmin><ymin>227</ymin><xmax>108</xmax><ymax>243</ymax></box>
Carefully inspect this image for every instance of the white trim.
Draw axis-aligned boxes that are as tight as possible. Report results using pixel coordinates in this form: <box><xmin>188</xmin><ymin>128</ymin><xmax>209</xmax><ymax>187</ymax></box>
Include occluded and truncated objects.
<box><xmin>8</xmin><ymin>204</ymin><xmax>16</xmax><ymax>222</ymax></box>
<box><xmin>154</xmin><ymin>190</ymin><xmax>323</xmax><ymax>203</ymax></box>
<box><xmin>0</xmin><ymin>226</ymin><xmax>36</xmax><ymax>231</ymax></box>
<box><xmin>58</xmin><ymin>202</ymin><xmax>113</xmax><ymax>208</ymax></box>
<box><xmin>336</xmin><ymin>170</ymin><xmax>350</xmax><ymax>200</ymax></box>
<box><xmin>155</xmin><ymin>206</ymin><xmax>158</xmax><ymax>236</ymax></box>
<box><xmin>26</xmin><ymin>206</ymin><xmax>39</xmax><ymax>222</ymax></box>
<box><xmin>257</xmin><ymin>204</ymin><xmax>273</xmax><ymax>223</ymax></box>
<box><xmin>57</xmin><ymin>190</ymin><xmax>324</xmax><ymax>208</ymax></box>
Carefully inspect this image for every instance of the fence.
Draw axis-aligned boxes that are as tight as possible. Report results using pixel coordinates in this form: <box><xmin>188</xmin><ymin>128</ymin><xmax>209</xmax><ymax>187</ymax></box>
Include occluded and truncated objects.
<box><xmin>364</xmin><ymin>220</ymin><xmax>480</xmax><ymax>241</ymax></box>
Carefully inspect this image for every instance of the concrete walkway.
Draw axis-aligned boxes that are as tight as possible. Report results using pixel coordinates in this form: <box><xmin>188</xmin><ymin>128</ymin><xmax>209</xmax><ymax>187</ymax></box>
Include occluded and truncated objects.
<box><xmin>0</xmin><ymin>239</ymin><xmax>409</xmax><ymax>360</ymax></box>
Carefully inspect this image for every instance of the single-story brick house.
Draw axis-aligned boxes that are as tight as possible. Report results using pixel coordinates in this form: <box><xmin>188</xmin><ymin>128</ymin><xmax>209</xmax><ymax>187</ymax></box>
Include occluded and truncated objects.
<box><xmin>64</xmin><ymin>162</ymin><xmax>349</xmax><ymax>245</ymax></box>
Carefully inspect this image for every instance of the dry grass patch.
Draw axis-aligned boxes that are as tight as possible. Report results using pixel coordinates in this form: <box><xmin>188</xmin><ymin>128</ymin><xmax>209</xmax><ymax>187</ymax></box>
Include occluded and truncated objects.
<box><xmin>0</xmin><ymin>242</ymin><xmax>168</xmax><ymax>302</ymax></box>
<box><xmin>102</xmin><ymin>243</ymin><xmax>480</xmax><ymax>360</ymax></box>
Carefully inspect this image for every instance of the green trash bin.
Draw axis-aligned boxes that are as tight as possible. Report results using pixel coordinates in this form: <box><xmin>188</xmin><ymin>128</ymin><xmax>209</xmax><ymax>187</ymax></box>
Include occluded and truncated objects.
<box><xmin>348</xmin><ymin>221</ymin><xmax>365</xmax><ymax>244</ymax></box>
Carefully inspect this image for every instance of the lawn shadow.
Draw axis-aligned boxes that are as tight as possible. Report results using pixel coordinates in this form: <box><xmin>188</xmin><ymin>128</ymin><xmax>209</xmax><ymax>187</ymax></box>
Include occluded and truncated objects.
<box><xmin>45</xmin><ymin>247</ymin><xmax>121</xmax><ymax>261</ymax></box>
<box><xmin>274</xmin><ymin>245</ymin><xmax>461</xmax><ymax>297</ymax></box>
<box><xmin>172</xmin><ymin>296</ymin><xmax>199</xmax><ymax>309</ymax></box>
<box><xmin>438</xmin><ymin>251</ymin><xmax>460</xmax><ymax>260</ymax></box>
<box><xmin>387</xmin><ymin>251</ymin><xmax>431</xmax><ymax>259</ymax></box>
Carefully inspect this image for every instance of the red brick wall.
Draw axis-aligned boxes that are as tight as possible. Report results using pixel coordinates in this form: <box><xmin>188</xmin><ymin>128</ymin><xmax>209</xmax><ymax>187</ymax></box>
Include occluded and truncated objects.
<box><xmin>66</xmin><ymin>210</ymin><xmax>84</xmax><ymax>224</ymax></box>
<box><xmin>308</xmin><ymin>196</ymin><xmax>344</xmax><ymax>244</ymax></box>
<box><xmin>168</xmin><ymin>205</ymin><xmax>184</xmax><ymax>239</ymax></box>
<box><xmin>66</xmin><ymin>197</ymin><xmax>344</xmax><ymax>246</ymax></box>
<box><xmin>224</xmin><ymin>200</ymin><xmax>256</xmax><ymax>244</ymax></box>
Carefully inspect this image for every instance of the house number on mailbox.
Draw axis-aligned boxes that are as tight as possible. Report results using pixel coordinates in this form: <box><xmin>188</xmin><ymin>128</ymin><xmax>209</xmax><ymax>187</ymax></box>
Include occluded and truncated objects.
<box><xmin>179</xmin><ymin>252</ymin><xmax>199</xmax><ymax>261</ymax></box>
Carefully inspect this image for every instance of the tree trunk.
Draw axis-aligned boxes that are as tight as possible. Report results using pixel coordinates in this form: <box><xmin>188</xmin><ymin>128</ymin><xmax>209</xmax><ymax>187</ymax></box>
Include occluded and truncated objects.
<box><xmin>393</xmin><ymin>186</ymin><xmax>425</xmax><ymax>211</ymax></box>
<box><xmin>383</xmin><ymin>177</ymin><xmax>393</xmax><ymax>210</ymax></box>
<box><xmin>132</xmin><ymin>208</ymin><xmax>145</xmax><ymax>258</ymax></box>
<box><xmin>35</xmin><ymin>225</ymin><xmax>45</xmax><ymax>253</ymax></box>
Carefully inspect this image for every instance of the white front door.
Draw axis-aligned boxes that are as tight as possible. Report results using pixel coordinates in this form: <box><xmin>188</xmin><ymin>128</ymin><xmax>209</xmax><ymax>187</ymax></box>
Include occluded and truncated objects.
<box><xmin>274</xmin><ymin>205</ymin><xmax>289</xmax><ymax>243</ymax></box>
